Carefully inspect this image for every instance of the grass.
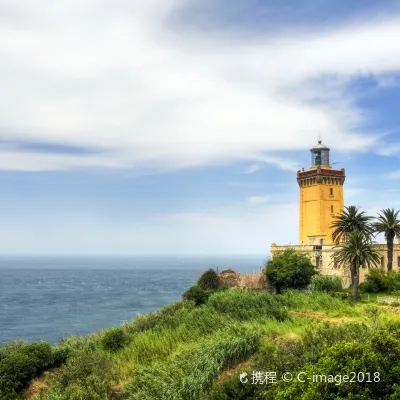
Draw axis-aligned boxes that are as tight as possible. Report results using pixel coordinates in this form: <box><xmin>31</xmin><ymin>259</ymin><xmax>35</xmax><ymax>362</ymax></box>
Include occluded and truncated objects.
<box><xmin>4</xmin><ymin>289</ymin><xmax>397</xmax><ymax>400</ymax></box>
<box><xmin>342</xmin><ymin>287</ymin><xmax>400</xmax><ymax>303</ymax></box>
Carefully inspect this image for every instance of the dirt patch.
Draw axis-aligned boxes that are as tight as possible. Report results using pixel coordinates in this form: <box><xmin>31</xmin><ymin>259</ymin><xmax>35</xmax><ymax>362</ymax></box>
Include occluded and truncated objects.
<box><xmin>291</xmin><ymin>311</ymin><xmax>356</xmax><ymax>323</ymax></box>
<box><xmin>218</xmin><ymin>361</ymin><xmax>251</xmax><ymax>383</ymax></box>
<box><xmin>378</xmin><ymin>305</ymin><xmax>400</xmax><ymax>313</ymax></box>
<box><xmin>24</xmin><ymin>375</ymin><xmax>49</xmax><ymax>399</ymax></box>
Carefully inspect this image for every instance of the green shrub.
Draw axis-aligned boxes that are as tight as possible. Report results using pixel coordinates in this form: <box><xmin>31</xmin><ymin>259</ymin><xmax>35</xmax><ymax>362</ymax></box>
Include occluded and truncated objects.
<box><xmin>182</xmin><ymin>286</ymin><xmax>210</xmax><ymax>305</ymax></box>
<box><xmin>0</xmin><ymin>352</ymin><xmax>37</xmax><ymax>396</ymax></box>
<box><xmin>264</xmin><ymin>249</ymin><xmax>317</xmax><ymax>293</ymax></box>
<box><xmin>49</xmin><ymin>350</ymin><xmax>114</xmax><ymax>396</ymax></box>
<box><xmin>207</xmin><ymin>370</ymin><xmax>258</xmax><ymax>400</ymax></box>
<box><xmin>207</xmin><ymin>289</ymin><xmax>289</xmax><ymax>321</ymax></box>
<box><xmin>272</xmin><ymin>330</ymin><xmax>400</xmax><ymax>400</ymax></box>
<box><xmin>363</xmin><ymin>269</ymin><xmax>388</xmax><ymax>292</ymax></box>
<box><xmin>52</xmin><ymin>346</ymin><xmax>71</xmax><ymax>367</ymax></box>
<box><xmin>276</xmin><ymin>290</ymin><xmax>354</xmax><ymax>313</ymax></box>
<box><xmin>310</xmin><ymin>275</ymin><xmax>342</xmax><ymax>293</ymax></box>
<box><xmin>125</xmin><ymin>331</ymin><xmax>261</xmax><ymax>400</ymax></box>
<box><xmin>385</xmin><ymin>271</ymin><xmax>400</xmax><ymax>292</ymax></box>
<box><xmin>362</xmin><ymin>269</ymin><xmax>400</xmax><ymax>293</ymax></box>
<box><xmin>0</xmin><ymin>342</ymin><xmax>53</xmax><ymax>396</ymax></box>
<box><xmin>124</xmin><ymin>301</ymin><xmax>195</xmax><ymax>334</ymax></box>
<box><xmin>197</xmin><ymin>269</ymin><xmax>221</xmax><ymax>291</ymax></box>
<box><xmin>102</xmin><ymin>327</ymin><xmax>130</xmax><ymax>351</ymax></box>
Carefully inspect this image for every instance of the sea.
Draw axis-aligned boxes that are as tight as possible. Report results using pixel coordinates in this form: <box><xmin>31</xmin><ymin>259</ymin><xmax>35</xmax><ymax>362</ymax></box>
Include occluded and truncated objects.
<box><xmin>0</xmin><ymin>255</ymin><xmax>266</xmax><ymax>345</ymax></box>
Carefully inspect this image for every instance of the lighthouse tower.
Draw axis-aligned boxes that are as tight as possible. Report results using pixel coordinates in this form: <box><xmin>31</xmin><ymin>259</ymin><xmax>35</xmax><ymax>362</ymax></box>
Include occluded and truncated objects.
<box><xmin>297</xmin><ymin>140</ymin><xmax>345</xmax><ymax>246</ymax></box>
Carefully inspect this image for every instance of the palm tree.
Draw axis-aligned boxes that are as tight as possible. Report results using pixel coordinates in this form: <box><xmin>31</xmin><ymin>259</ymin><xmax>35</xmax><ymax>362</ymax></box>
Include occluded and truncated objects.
<box><xmin>373</xmin><ymin>208</ymin><xmax>400</xmax><ymax>271</ymax></box>
<box><xmin>330</xmin><ymin>205</ymin><xmax>374</xmax><ymax>245</ymax></box>
<box><xmin>334</xmin><ymin>230</ymin><xmax>380</xmax><ymax>300</ymax></box>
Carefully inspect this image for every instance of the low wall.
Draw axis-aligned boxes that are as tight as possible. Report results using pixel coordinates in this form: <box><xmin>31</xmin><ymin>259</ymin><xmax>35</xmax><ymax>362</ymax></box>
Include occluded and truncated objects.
<box><xmin>219</xmin><ymin>269</ymin><xmax>272</xmax><ymax>291</ymax></box>
<box><xmin>270</xmin><ymin>243</ymin><xmax>400</xmax><ymax>288</ymax></box>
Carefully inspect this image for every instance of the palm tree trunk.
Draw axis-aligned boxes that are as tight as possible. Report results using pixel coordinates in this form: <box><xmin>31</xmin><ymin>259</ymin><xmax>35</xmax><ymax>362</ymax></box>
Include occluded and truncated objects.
<box><xmin>387</xmin><ymin>238</ymin><xmax>394</xmax><ymax>272</ymax></box>
<box><xmin>352</xmin><ymin>266</ymin><xmax>360</xmax><ymax>301</ymax></box>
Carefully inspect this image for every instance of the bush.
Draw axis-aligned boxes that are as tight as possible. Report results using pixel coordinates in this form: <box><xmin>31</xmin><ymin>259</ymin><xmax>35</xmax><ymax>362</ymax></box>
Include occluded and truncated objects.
<box><xmin>123</xmin><ymin>301</ymin><xmax>196</xmax><ymax>336</ymax></box>
<box><xmin>0</xmin><ymin>352</ymin><xmax>37</xmax><ymax>395</ymax></box>
<box><xmin>208</xmin><ymin>289</ymin><xmax>289</xmax><ymax>321</ymax></box>
<box><xmin>125</xmin><ymin>331</ymin><xmax>261</xmax><ymax>400</ymax></box>
<box><xmin>310</xmin><ymin>275</ymin><xmax>342</xmax><ymax>293</ymax></box>
<box><xmin>197</xmin><ymin>269</ymin><xmax>221</xmax><ymax>291</ymax></box>
<box><xmin>52</xmin><ymin>346</ymin><xmax>71</xmax><ymax>367</ymax></box>
<box><xmin>264</xmin><ymin>249</ymin><xmax>318</xmax><ymax>293</ymax></box>
<box><xmin>0</xmin><ymin>342</ymin><xmax>53</xmax><ymax>396</ymax></box>
<box><xmin>385</xmin><ymin>271</ymin><xmax>400</xmax><ymax>292</ymax></box>
<box><xmin>362</xmin><ymin>270</ymin><xmax>400</xmax><ymax>293</ymax></box>
<box><xmin>272</xmin><ymin>330</ymin><xmax>400</xmax><ymax>400</ymax></box>
<box><xmin>102</xmin><ymin>327</ymin><xmax>130</xmax><ymax>351</ymax></box>
<box><xmin>50</xmin><ymin>350</ymin><xmax>114</xmax><ymax>395</ymax></box>
<box><xmin>182</xmin><ymin>286</ymin><xmax>210</xmax><ymax>305</ymax></box>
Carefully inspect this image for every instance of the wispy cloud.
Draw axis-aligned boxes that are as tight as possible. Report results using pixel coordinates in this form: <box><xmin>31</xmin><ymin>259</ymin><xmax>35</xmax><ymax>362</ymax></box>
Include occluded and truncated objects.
<box><xmin>246</xmin><ymin>196</ymin><xmax>271</xmax><ymax>206</ymax></box>
<box><xmin>242</xmin><ymin>164</ymin><xmax>263</xmax><ymax>174</ymax></box>
<box><xmin>386</xmin><ymin>170</ymin><xmax>400</xmax><ymax>180</ymax></box>
<box><xmin>376</xmin><ymin>142</ymin><xmax>400</xmax><ymax>157</ymax></box>
<box><xmin>0</xmin><ymin>1</ymin><xmax>399</xmax><ymax>172</ymax></box>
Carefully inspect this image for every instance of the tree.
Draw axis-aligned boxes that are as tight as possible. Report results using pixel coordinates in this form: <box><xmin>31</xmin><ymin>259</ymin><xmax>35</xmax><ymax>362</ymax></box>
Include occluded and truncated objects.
<box><xmin>330</xmin><ymin>205</ymin><xmax>374</xmax><ymax>245</ymax></box>
<box><xmin>264</xmin><ymin>249</ymin><xmax>317</xmax><ymax>294</ymax></box>
<box><xmin>330</xmin><ymin>205</ymin><xmax>374</xmax><ymax>288</ymax></box>
<box><xmin>373</xmin><ymin>208</ymin><xmax>400</xmax><ymax>272</ymax></box>
<box><xmin>333</xmin><ymin>230</ymin><xmax>380</xmax><ymax>301</ymax></box>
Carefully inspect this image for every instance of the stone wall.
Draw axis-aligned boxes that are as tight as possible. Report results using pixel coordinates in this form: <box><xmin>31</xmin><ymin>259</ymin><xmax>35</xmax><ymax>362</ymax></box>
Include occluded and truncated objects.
<box><xmin>219</xmin><ymin>269</ymin><xmax>272</xmax><ymax>291</ymax></box>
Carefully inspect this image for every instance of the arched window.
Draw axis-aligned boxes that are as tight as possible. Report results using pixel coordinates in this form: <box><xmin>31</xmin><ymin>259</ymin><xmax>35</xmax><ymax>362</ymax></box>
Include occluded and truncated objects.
<box><xmin>330</xmin><ymin>188</ymin><xmax>333</xmax><ymax>196</ymax></box>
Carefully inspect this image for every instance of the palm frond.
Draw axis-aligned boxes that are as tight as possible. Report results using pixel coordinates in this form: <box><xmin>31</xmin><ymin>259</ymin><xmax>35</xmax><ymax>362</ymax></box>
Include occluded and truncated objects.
<box><xmin>373</xmin><ymin>208</ymin><xmax>400</xmax><ymax>241</ymax></box>
<box><xmin>333</xmin><ymin>230</ymin><xmax>380</xmax><ymax>271</ymax></box>
<box><xmin>330</xmin><ymin>205</ymin><xmax>374</xmax><ymax>244</ymax></box>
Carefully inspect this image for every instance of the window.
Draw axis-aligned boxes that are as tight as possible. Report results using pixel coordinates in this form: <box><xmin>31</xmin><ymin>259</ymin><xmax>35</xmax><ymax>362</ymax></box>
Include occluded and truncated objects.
<box><xmin>330</xmin><ymin>188</ymin><xmax>333</xmax><ymax>196</ymax></box>
<box><xmin>320</xmin><ymin>238</ymin><xmax>324</xmax><ymax>245</ymax></box>
<box><xmin>316</xmin><ymin>255</ymin><xmax>320</xmax><ymax>268</ymax></box>
<box><xmin>381</xmin><ymin>257</ymin><xmax>385</xmax><ymax>268</ymax></box>
<box><xmin>398</xmin><ymin>256</ymin><xmax>400</xmax><ymax>267</ymax></box>
<box><xmin>331</xmin><ymin>205</ymin><xmax>334</xmax><ymax>213</ymax></box>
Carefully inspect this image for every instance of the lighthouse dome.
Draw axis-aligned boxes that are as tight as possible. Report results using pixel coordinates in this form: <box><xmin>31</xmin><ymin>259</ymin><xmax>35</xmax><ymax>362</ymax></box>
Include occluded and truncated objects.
<box><xmin>311</xmin><ymin>140</ymin><xmax>330</xmax><ymax>167</ymax></box>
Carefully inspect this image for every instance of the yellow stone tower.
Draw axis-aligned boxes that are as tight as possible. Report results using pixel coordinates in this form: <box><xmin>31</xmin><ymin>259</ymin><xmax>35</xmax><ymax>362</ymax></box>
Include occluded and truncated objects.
<box><xmin>298</xmin><ymin>140</ymin><xmax>345</xmax><ymax>246</ymax></box>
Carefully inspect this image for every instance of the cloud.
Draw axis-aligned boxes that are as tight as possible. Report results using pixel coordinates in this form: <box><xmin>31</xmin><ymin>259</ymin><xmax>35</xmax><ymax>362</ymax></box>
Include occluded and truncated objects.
<box><xmin>376</xmin><ymin>142</ymin><xmax>400</xmax><ymax>157</ymax></box>
<box><xmin>246</xmin><ymin>196</ymin><xmax>271</xmax><ymax>206</ymax></box>
<box><xmin>242</xmin><ymin>164</ymin><xmax>263</xmax><ymax>174</ymax></box>
<box><xmin>386</xmin><ymin>170</ymin><xmax>400</xmax><ymax>180</ymax></box>
<box><xmin>0</xmin><ymin>1</ymin><xmax>399</xmax><ymax>172</ymax></box>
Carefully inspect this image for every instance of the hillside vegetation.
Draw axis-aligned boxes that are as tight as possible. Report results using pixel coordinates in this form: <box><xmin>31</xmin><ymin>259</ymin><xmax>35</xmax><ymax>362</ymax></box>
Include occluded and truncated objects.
<box><xmin>1</xmin><ymin>287</ymin><xmax>400</xmax><ymax>400</ymax></box>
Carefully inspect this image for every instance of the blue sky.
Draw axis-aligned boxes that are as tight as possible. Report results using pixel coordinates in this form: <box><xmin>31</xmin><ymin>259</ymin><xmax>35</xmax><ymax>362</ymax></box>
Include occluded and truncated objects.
<box><xmin>0</xmin><ymin>0</ymin><xmax>400</xmax><ymax>255</ymax></box>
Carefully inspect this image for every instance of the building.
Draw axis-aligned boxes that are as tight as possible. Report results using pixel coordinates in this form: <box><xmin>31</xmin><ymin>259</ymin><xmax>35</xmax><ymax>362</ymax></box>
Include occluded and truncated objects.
<box><xmin>270</xmin><ymin>140</ymin><xmax>400</xmax><ymax>287</ymax></box>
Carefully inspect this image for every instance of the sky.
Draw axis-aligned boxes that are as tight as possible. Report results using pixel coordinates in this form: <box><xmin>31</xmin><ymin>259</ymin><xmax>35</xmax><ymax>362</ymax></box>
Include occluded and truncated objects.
<box><xmin>0</xmin><ymin>0</ymin><xmax>400</xmax><ymax>256</ymax></box>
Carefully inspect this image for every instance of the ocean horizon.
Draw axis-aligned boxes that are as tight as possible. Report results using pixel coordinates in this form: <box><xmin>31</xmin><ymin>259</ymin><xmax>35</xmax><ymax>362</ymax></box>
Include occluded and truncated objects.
<box><xmin>0</xmin><ymin>255</ymin><xmax>267</xmax><ymax>345</ymax></box>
